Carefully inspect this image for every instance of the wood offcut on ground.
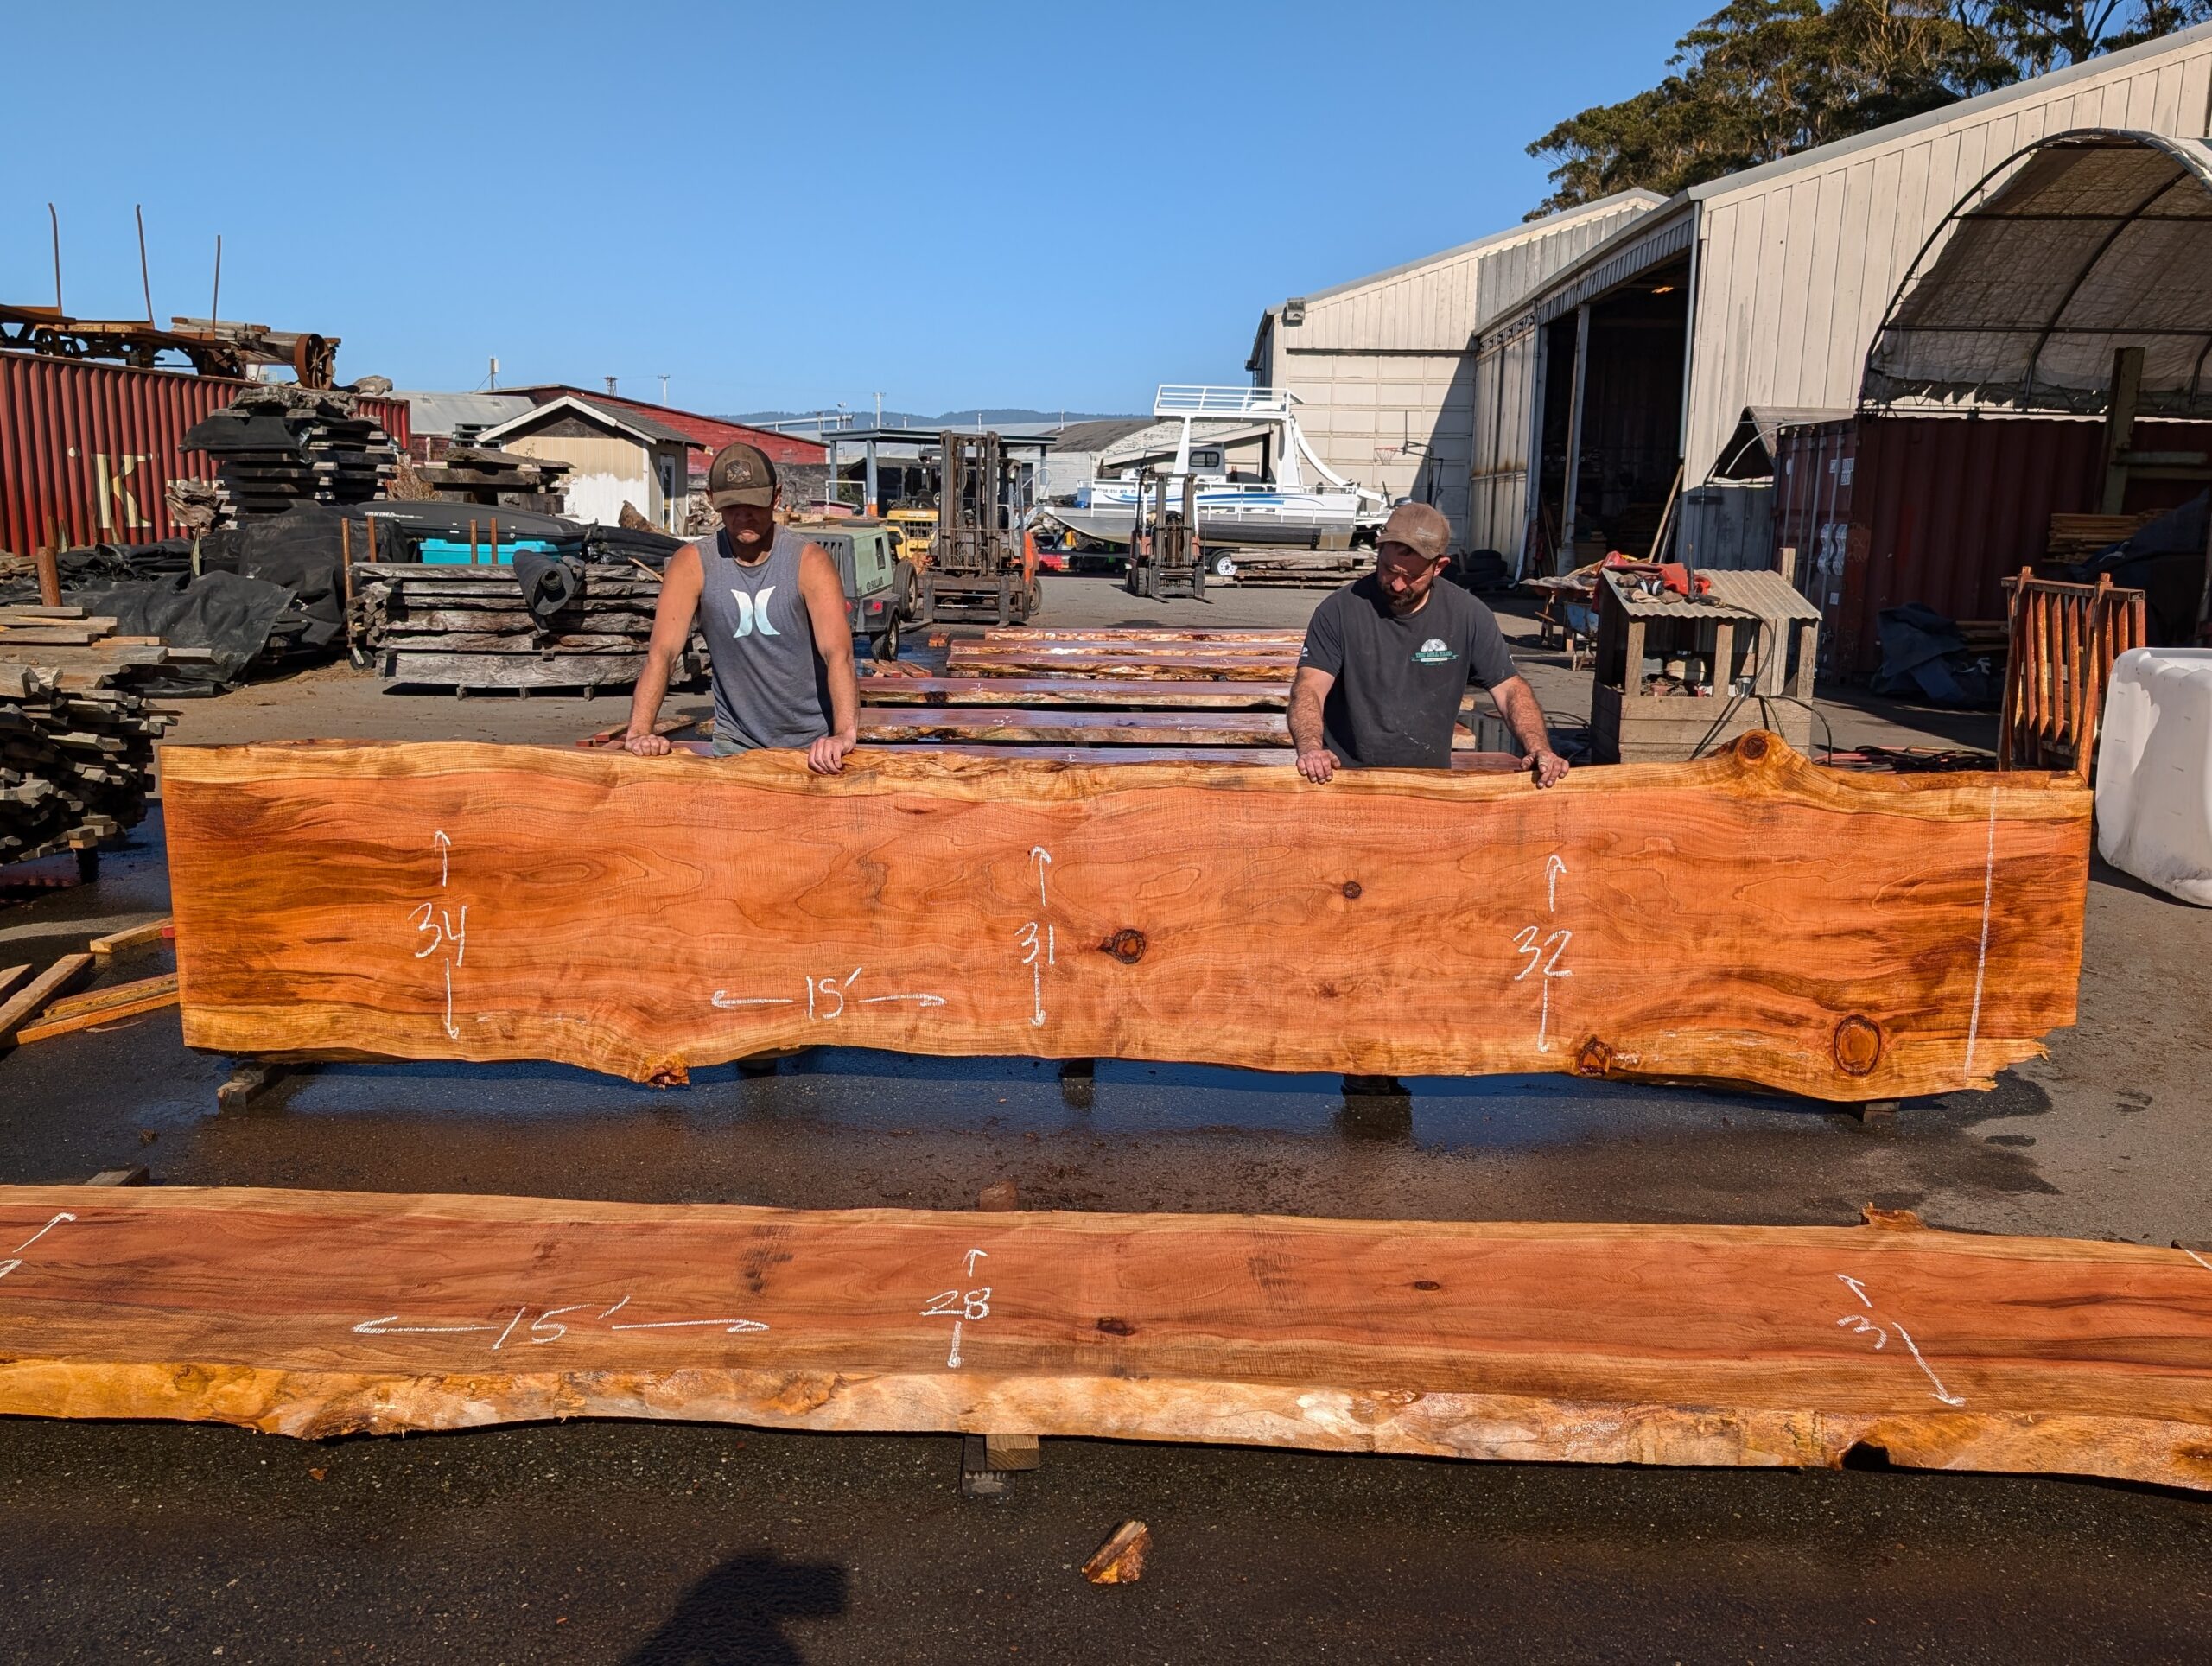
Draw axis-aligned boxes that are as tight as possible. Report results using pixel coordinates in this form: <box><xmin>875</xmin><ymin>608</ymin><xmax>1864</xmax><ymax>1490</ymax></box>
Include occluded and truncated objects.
<box><xmin>0</xmin><ymin>1186</ymin><xmax>2207</xmax><ymax>1491</ymax></box>
<box><xmin>159</xmin><ymin>733</ymin><xmax>2087</xmax><ymax>1098</ymax></box>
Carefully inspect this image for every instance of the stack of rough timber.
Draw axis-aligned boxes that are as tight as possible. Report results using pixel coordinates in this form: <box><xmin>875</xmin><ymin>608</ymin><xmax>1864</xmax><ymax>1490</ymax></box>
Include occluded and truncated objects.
<box><xmin>854</xmin><ymin>629</ymin><xmax>1508</xmax><ymax>762</ymax></box>
<box><xmin>1217</xmin><ymin>549</ymin><xmax>1369</xmax><ymax>588</ymax></box>
<box><xmin>181</xmin><ymin>385</ymin><xmax>398</xmax><ymax>525</ymax></box>
<box><xmin>944</xmin><ymin>628</ymin><xmax>1304</xmax><ymax>683</ymax></box>
<box><xmin>0</xmin><ymin>606</ymin><xmax>184</xmax><ymax>866</ymax></box>
<box><xmin>352</xmin><ymin>563</ymin><xmax>706</xmax><ymax>695</ymax></box>
<box><xmin>414</xmin><ymin>445</ymin><xmax>570</xmax><ymax>513</ymax></box>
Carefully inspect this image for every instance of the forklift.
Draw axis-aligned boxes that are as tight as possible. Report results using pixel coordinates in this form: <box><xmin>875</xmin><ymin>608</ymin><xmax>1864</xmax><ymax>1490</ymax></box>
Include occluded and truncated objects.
<box><xmin>1122</xmin><ymin>468</ymin><xmax>1207</xmax><ymax>601</ymax></box>
<box><xmin>918</xmin><ymin>431</ymin><xmax>1040</xmax><ymax>626</ymax></box>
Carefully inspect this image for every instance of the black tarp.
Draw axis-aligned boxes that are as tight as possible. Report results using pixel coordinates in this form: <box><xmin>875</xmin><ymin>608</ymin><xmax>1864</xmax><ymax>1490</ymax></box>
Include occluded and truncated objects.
<box><xmin>2071</xmin><ymin>489</ymin><xmax>2209</xmax><ymax>643</ymax></box>
<box><xmin>1872</xmin><ymin>603</ymin><xmax>1997</xmax><ymax>707</ymax></box>
<box><xmin>63</xmin><ymin>571</ymin><xmax>296</xmax><ymax>690</ymax></box>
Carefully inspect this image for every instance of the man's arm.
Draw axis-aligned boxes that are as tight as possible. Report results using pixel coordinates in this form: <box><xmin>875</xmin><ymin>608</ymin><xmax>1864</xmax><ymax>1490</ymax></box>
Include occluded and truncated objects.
<box><xmin>622</xmin><ymin>545</ymin><xmax>704</xmax><ymax>756</ymax></box>
<box><xmin>797</xmin><ymin>543</ymin><xmax>861</xmax><ymax>775</ymax></box>
<box><xmin>1288</xmin><ymin>665</ymin><xmax>1338</xmax><ymax>784</ymax></box>
<box><xmin>1489</xmin><ymin>674</ymin><xmax>1569</xmax><ymax>787</ymax></box>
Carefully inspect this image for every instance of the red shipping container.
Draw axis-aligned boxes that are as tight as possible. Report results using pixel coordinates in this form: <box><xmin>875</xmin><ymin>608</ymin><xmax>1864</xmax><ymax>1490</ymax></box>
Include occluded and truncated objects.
<box><xmin>1771</xmin><ymin>411</ymin><xmax>2212</xmax><ymax>681</ymax></box>
<box><xmin>0</xmin><ymin>353</ymin><xmax>411</xmax><ymax>557</ymax></box>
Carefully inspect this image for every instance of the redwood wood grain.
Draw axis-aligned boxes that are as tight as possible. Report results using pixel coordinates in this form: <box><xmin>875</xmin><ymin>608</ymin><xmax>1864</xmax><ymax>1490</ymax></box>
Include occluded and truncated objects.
<box><xmin>158</xmin><ymin>734</ymin><xmax>2088</xmax><ymax>1098</ymax></box>
<box><xmin>0</xmin><ymin>1186</ymin><xmax>2205</xmax><ymax>1491</ymax></box>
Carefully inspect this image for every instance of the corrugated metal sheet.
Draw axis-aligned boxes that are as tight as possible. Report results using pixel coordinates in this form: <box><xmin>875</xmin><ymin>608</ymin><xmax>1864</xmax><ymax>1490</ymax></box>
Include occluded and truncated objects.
<box><xmin>1533</xmin><ymin>207</ymin><xmax>1696</xmax><ymax>327</ymax></box>
<box><xmin>1468</xmin><ymin>319</ymin><xmax>1539</xmax><ymax>556</ymax></box>
<box><xmin>1684</xmin><ymin>25</ymin><xmax>2212</xmax><ymax>479</ymax></box>
<box><xmin>1772</xmin><ymin>410</ymin><xmax>2212</xmax><ymax>678</ymax></box>
<box><xmin>1281</xmin><ymin>191</ymin><xmax>1663</xmax><ymax>354</ymax></box>
<box><xmin>0</xmin><ymin>353</ymin><xmax>411</xmax><ymax>556</ymax></box>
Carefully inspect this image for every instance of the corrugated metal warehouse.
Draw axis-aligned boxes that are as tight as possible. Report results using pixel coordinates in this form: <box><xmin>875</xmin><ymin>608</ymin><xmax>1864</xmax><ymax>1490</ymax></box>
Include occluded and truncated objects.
<box><xmin>1470</xmin><ymin>20</ymin><xmax>2212</xmax><ymax>575</ymax></box>
<box><xmin>1244</xmin><ymin>190</ymin><xmax>1662</xmax><ymax>555</ymax></box>
<box><xmin>1789</xmin><ymin>128</ymin><xmax>2212</xmax><ymax>677</ymax></box>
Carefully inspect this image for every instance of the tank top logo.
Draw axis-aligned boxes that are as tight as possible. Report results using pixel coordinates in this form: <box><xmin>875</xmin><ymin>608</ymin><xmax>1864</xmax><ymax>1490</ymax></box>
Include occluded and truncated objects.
<box><xmin>728</xmin><ymin>587</ymin><xmax>781</xmax><ymax>639</ymax></box>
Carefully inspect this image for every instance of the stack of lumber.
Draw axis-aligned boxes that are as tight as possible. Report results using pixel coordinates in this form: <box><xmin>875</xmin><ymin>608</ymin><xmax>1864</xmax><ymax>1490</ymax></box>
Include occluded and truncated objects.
<box><xmin>855</xmin><ymin>629</ymin><xmax>1508</xmax><ymax>759</ymax></box>
<box><xmin>0</xmin><ymin>606</ymin><xmax>183</xmax><ymax>867</ymax></box>
<box><xmin>413</xmin><ymin>445</ymin><xmax>570</xmax><ymax>513</ymax></box>
<box><xmin>944</xmin><ymin>628</ymin><xmax>1304</xmax><ymax>683</ymax></box>
<box><xmin>181</xmin><ymin>385</ymin><xmax>398</xmax><ymax>524</ymax></box>
<box><xmin>352</xmin><ymin>562</ymin><xmax>705</xmax><ymax>694</ymax></box>
<box><xmin>1217</xmin><ymin>549</ymin><xmax>1368</xmax><ymax>588</ymax></box>
<box><xmin>2</xmin><ymin>1186</ymin><xmax>2208</xmax><ymax>1494</ymax></box>
<box><xmin>2046</xmin><ymin>511</ymin><xmax>2160</xmax><ymax>559</ymax></box>
<box><xmin>162</xmin><ymin>733</ymin><xmax>2087</xmax><ymax>1097</ymax></box>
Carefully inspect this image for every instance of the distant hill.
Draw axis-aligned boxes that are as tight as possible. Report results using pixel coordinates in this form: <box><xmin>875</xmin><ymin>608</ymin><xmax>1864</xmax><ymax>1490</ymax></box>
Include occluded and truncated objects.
<box><xmin>730</xmin><ymin>408</ymin><xmax>1140</xmax><ymax>429</ymax></box>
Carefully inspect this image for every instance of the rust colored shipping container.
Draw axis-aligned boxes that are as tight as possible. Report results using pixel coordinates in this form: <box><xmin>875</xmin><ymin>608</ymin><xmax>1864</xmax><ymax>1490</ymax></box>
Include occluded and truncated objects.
<box><xmin>1772</xmin><ymin>412</ymin><xmax>2212</xmax><ymax>681</ymax></box>
<box><xmin>0</xmin><ymin>353</ymin><xmax>411</xmax><ymax>557</ymax></box>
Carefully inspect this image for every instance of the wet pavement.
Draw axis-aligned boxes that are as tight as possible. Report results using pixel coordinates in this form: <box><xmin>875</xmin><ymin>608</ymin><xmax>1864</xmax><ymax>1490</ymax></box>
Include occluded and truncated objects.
<box><xmin>2</xmin><ymin>579</ymin><xmax>2208</xmax><ymax>1660</ymax></box>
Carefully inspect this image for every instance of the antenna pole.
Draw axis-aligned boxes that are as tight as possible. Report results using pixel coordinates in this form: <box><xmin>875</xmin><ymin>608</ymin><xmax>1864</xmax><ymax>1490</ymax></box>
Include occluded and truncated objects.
<box><xmin>136</xmin><ymin>204</ymin><xmax>154</xmax><ymax>324</ymax></box>
<box><xmin>210</xmin><ymin>233</ymin><xmax>222</xmax><ymax>328</ymax></box>
<box><xmin>48</xmin><ymin>203</ymin><xmax>62</xmax><ymax>311</ymax></box>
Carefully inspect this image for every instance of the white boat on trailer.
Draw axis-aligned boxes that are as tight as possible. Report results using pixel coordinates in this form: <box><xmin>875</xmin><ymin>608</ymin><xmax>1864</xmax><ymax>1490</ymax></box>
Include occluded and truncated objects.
<box><xmin>1047</xmin><ymin>385</ymin><xmax>1389</xmax><ymax>552</ymax></box>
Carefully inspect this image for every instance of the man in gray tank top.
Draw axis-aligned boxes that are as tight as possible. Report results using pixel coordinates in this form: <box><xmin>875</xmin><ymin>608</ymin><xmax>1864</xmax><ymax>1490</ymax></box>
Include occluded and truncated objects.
<box><xmin>621</xmin><ymin>442</ymin><xmax>860</xmax><ymax>773</ymax></box>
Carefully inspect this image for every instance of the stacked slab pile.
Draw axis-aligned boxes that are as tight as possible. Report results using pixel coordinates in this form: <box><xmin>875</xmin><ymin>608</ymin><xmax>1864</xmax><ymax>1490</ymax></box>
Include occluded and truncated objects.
<box><xmin>412</xmin><ymin>445</ymin><xmax>570</xmax><ymax>513</ymax></box>
<box><xmin>1217</xmin><ymin>549</ymin><xmax>1369</xmax><ymax>588</ymax></box>
<box><xmin>352</xmin><ymin>562</ymin><xmax>706</xmax><ymax>694</ymax></box>
<box><xmin>181</xmin><ymin>385</ymin><xmax>398</xmax><ymax>525</ymax></box>
<box><xmin>0</xmin><ymin>606</ymin><xmax>186</xmax><ymax>866</ymax></box>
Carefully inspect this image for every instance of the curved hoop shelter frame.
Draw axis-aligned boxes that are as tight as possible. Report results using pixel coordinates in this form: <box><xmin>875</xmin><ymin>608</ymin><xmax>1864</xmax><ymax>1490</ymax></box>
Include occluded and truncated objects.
<box><xmin>1862</xmin><ymin>129</ymin><xmax>2212</xmax><ymax>417</ymax></box>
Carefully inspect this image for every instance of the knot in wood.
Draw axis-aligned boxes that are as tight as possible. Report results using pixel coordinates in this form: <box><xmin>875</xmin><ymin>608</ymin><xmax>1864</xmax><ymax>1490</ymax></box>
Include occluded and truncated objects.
<box><xmin>1341</xmin><ymin>881</ymin><xmax>1363</xmax><ymax>900</ymax></box>
<box><xmin>1573</xmin><ymin>1036</ymin><xmax>1615</xmax><ymax>1078</ymax></box>
<box><xmin>1735</xmin><ymin>731</ymin><xmax>1771</xmax><ymax>764</ymax></box>
<box><xmin>1100</xmin><ymin>929</ymin><xmax>1147</xmax><ymax>964</ymax></box>
<box><xmin>1833</xmin><ymin>1014</ymin><xmax>1885</xmax><ymax>1077</ymax></box>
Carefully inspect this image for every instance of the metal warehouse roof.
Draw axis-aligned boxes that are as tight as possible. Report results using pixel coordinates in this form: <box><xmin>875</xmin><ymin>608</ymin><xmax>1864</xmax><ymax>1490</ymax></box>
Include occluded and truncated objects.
<box><xmin>1862</xmin><ymin>129</ymin><xmax>2212</xmax><ymax>415</ymax></box>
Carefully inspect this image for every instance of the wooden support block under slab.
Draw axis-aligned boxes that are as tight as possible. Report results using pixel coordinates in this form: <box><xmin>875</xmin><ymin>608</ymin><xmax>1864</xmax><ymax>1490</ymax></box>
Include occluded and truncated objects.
<box><xmin>83</xmin><ymin>1166</ymin><xmax>150</xmax><ymax>1187</ymax></box>
<box><xmin>215</xmin><ymin>1060</ymin><xmax>293</xmax><ymax>1111</ymax></box>
<box><xmin>0</xmin><ymin>955</ymin><xmax>93</xmax><ymax>1046</ymax></box>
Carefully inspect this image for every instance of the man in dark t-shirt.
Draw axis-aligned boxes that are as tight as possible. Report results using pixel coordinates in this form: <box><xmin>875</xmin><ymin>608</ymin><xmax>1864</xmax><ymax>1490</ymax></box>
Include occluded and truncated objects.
<box><xmin>1291</xmin><ymin>502</ymin><xmax>1567</xmax><ymax>785</ymax></box>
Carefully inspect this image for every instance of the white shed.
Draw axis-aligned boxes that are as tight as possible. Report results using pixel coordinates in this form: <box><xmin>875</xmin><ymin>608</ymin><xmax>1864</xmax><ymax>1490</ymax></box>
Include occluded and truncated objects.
<box><xmin>1244</xmin><ymin>190</ymin><xmax>1663</xmax><ymax>554</ymax></box>
<box><xmin>476</xmin><ymin>395</ymin><xmax>696</xmax><ymax>531</ymax></box>
<box><xmin>1479</xmin><ymin>20</ymin><xmax>2212</xmax><ymax>574</ymax></box>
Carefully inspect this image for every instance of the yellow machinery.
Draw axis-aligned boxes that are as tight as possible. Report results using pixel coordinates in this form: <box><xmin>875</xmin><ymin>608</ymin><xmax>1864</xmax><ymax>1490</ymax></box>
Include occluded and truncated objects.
<box><xmin>886</xmin><ymin>507</ymin><xmax>938</xmax><ymax>571</ymax></box>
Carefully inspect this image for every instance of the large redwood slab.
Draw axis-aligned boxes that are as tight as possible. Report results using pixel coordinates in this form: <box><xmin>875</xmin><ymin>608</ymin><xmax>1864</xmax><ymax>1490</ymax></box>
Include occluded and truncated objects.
<box><xmin>159</xmin><ymin>734</ymin><xmax>2088</xmax><ymax>1097</ymax></box>
<box><xmin>0</xmin><ymin>1186</ymin><xmax>2206</xmax><ymax>1491</ymax></box>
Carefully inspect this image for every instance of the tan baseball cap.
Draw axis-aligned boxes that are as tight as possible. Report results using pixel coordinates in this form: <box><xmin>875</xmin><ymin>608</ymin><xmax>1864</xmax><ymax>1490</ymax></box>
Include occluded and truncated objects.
<box><xmin>706</xmin><ymin>441</ymin><xmax>778</xmax><ymax>508</ymax></box>
<box><xmin>1378</xmin><ymin>502</ymin><xmax>1450</xmax><ymax>563</ymax></box>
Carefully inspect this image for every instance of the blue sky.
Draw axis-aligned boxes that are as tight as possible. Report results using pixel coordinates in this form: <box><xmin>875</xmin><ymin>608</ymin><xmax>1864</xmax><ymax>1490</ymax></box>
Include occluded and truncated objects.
<box><xmin>1</xmin><ymin>2</ymin><xmax>1691</xmax><ymax>416</ymax></box>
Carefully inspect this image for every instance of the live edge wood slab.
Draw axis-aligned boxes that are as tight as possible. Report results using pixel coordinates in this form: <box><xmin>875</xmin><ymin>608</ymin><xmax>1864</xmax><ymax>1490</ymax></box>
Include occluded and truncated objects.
<box><xmin>1</xmin><ymin>1186</ymin><xmax>2208</xmax><ymax>1491</ymax></box>
<box><xmin>158</xmin><ymin>733</ymin><xmax>2088</xmax><ymax>1100</ymax></box>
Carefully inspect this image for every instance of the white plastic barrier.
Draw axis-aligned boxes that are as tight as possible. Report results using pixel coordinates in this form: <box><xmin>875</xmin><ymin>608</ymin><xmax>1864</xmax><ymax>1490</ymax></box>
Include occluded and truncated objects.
<box><xmin>2094</xmin><ymin>647</ymin><xmax>2212</xmax><ymax>906</ymax></box>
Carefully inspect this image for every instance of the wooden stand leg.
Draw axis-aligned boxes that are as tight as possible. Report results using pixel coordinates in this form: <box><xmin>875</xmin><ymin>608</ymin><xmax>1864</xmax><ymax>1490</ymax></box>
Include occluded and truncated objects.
<box><xmin>215</xmin><ymin>1059</ymin><xmax>309</xmax><ymax>1112</ymax></box>
<box><xmin>963</xmin><ymin>1179</ymin><xmax>1040</xmax><ymax>1497</ymax></box>
<box><xmin>1059</xmin><ymin>1057</ymin><xmax>1095</xmax><ymax>1110</ymax></box>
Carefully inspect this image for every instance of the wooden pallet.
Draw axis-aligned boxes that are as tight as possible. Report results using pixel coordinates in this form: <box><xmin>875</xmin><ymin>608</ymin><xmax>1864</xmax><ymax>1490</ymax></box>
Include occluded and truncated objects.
<box><xmin>160</xmin><ymin>734</ymin><xmax>2088</xmax><ymax>1098</ymax></box>
<box><xmin>2</xmin><ymin>1186</ymin><xmax>2208</xmax><ymax>1492</ymax></box>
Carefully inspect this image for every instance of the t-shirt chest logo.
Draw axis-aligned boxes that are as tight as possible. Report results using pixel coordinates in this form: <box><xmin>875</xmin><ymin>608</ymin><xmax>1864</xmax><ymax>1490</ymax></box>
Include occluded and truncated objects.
<box><xmin>729</xmin><ymin>587</ymin><xmax>780</xmax><ymax>639</ymax></box>
<box><xmin>1411</xmin><ymin>636</ymin><xmax>1457</xmax><ymax>665</ymax></box>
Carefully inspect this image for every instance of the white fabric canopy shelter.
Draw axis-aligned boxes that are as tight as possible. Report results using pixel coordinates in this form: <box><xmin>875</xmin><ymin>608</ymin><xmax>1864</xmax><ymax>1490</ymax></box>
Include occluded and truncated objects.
<box><xmin>1863</xmin><ymin>130</ymin><xmax>2212</xmax><ymax>416</ymax></box>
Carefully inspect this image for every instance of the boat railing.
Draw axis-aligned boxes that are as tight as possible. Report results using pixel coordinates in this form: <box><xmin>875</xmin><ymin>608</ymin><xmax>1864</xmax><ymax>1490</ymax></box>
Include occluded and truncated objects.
<box><xmin>1154</xmin><ymin>385</ymin><xmax>1300</xmax><ymax>418</ymax></box>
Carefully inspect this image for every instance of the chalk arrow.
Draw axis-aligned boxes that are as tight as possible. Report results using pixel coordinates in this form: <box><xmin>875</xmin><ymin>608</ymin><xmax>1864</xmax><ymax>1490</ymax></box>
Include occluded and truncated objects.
<box><xmin>964</xmin><ymin>1248</ymin><xmax>988</xmax><ymax>1277</ymax></box>
<box><xmin>435</xmin><ymin>830</ymin><xmax>451</xmax><ymax>887</ymax></box>
<box><xmin>1031</xmin><ymin>846</ymin><xmax>1052</xmax><ymax>906</ymax></box>
<box><xmin>1545</xmin><ymin>854</ymin><xmax>1567</xmax><ymax>912</ymax></box>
